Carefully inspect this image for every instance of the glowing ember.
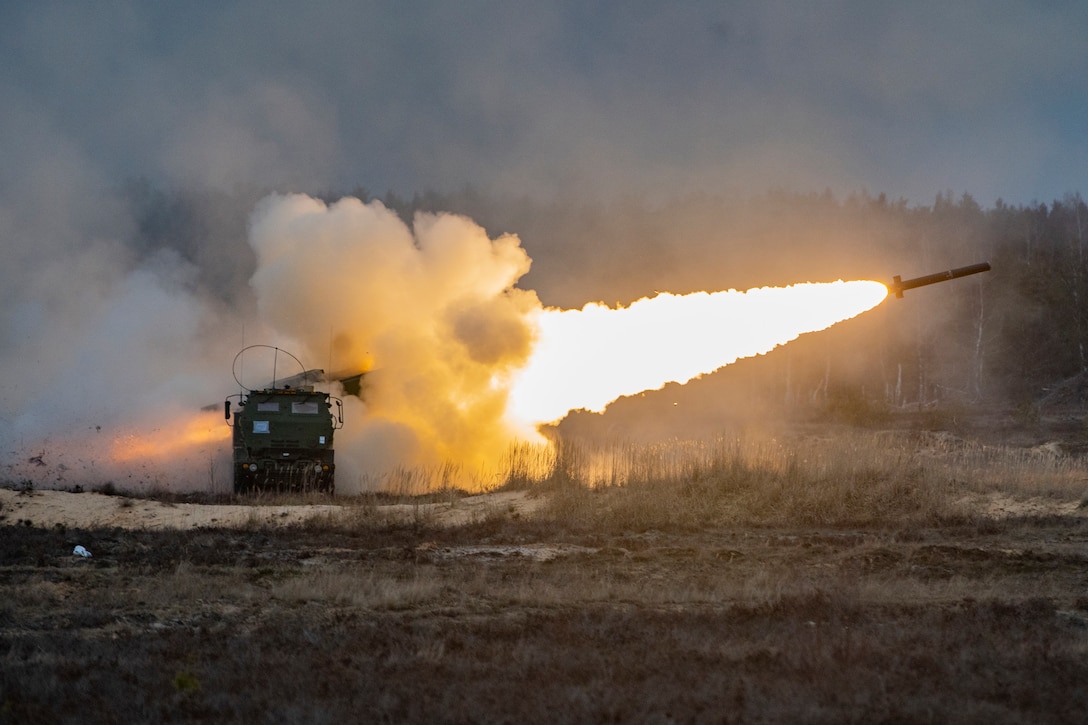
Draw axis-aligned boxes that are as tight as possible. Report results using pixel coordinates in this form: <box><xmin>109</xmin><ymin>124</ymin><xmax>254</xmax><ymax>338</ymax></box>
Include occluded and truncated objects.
<box><xmin>111</xmin><ymin>411</ymin><xmax>231</xmax><ymax>463</ymax></box>
<box><xmin>508</xmin><ymin>280</ymin><xmax>889</xmax><ymax>424</ymax></box>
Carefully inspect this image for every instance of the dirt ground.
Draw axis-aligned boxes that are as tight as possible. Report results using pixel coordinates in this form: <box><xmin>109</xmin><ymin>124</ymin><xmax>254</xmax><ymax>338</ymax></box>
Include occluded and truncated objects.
<box><xmin>3</xmin><ymin>481</ymin><xmax>1088</xmax><ymax>723</ymax></box>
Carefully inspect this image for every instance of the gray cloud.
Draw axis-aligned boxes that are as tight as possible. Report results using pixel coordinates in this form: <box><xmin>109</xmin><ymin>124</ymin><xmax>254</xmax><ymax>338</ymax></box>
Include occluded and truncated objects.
<box><xmin>2</xmin><ymin>2</ymin><xmax>1086</xmax><ymax>205</ymax></box>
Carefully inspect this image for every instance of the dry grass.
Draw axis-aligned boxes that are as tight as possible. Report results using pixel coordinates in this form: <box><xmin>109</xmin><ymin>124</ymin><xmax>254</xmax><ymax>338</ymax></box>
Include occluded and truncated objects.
<box><xmin>4</xmin><ymin>423</ymin><xmax>1088</xmax><ymax>722</ymax></box>
<box><xmin>519</xmin><ymin>429</ymin><xmax>1088</xmax><ymax>531</ymax></box>
<box><xmin>337</xmin><ymin>427</ymin><xmax>1088</xmax><ymax>533</ymax></box>
<box><xmin>4</xmin><ymin>514</ymin><xmax>1088</xmax><ymax>723</ymax></box>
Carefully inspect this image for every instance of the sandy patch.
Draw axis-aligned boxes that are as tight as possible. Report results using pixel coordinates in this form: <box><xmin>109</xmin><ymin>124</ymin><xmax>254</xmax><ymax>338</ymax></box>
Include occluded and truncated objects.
<box><xmin>6</xmin><ymin>486</ymin><xmax>1082</xmax><ymax>533</ymax></box>
<box><xmin>0</xmin><ymin>487</ymin><xmax>543</xmax><ymax>531</ymax></box>
<box><xmin>959</xmin><ymin>491</ymin><xmax>1088</xmax><ymax>518</ymax></box>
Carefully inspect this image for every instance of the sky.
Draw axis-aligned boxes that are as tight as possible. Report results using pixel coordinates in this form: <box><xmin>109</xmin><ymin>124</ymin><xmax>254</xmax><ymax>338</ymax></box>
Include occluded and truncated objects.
<box><xmin>2</xmin><ymin>1</ymin><xmax>1086</xmax><ymax>208</ymax></box>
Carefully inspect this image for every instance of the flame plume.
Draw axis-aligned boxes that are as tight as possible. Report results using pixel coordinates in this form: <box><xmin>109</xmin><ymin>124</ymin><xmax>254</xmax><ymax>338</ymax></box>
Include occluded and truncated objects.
<box><xmin>509</xmin><ymin>281</ymin><xmax>889</xmax><ymax>425</ymax></box>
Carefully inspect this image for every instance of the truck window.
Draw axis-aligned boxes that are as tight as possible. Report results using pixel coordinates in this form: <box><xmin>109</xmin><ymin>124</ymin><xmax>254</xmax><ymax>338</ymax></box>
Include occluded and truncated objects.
<box><xmin>257</xmin><ymin>402</ymin><xmax>280</xmax><ymax>412</ymax></box>
<box><xmin>291</xmin><ymin>401</ymin><xmax>320</xmax><ymax>415</ymax></box>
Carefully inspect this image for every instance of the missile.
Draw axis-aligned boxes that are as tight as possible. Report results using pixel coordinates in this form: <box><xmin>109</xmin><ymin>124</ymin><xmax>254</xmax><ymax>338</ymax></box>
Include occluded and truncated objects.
<box><xmin>889</xmin><ymin>262</ymin><xmax>991</xmax><ymax>298</ymax></box>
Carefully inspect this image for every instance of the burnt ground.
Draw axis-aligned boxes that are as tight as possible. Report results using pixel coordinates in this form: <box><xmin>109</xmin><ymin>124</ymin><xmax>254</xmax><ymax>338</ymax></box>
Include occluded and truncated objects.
<box><xmin>3</xmin><ymin>512</ymin><xmax>1088</xmax><ymax>723</ymax></box>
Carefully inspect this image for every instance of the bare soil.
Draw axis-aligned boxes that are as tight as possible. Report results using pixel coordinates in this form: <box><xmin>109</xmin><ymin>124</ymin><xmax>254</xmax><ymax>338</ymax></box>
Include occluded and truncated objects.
<box><xmin>3</xmin><ymin>484</ymin><xmax>1088</xmax><ymax>723</ymax></box>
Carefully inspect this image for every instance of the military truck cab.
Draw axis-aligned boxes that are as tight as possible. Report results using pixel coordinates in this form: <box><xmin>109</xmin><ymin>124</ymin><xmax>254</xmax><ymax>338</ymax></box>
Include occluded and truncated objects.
<box><xmin>225</xmin><ymin>347</ymin><xmax>344</xmax><ymax>494</ymax></box>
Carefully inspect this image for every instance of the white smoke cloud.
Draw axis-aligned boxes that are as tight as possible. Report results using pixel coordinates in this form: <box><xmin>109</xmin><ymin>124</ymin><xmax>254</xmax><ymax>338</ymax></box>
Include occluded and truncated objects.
<box><xmin>0</xmin><ymin>239</ymin><xmax>244</xmax><ymax>491</ymax></box>
<box><xmin>245</xmin><ymin>194</ymin><xmax>543</xmax><ymax>491</ymax></box>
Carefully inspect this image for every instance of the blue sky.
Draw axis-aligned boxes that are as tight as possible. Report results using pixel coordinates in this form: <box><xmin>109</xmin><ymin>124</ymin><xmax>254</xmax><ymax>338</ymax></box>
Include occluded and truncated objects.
<box><xmin>2</xmin><ymin>1</ymin><xmax>1086</xmax><ymax>209</ymax></box>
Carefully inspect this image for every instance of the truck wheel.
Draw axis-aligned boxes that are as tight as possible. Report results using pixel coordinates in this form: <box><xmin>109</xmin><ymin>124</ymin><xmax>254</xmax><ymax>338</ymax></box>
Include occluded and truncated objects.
<box><xmin>234</xmin><ymin>466</ymin><xmax>252</xmax><ymax>494</ymax></box>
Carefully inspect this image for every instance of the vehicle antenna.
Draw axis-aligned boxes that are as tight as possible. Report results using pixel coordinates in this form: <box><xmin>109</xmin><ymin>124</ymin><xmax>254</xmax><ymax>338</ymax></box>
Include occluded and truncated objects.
<box><xmin>239</xmin><ymin>323</ymin><xmax>246</xmax><ymax>397</ymax></box>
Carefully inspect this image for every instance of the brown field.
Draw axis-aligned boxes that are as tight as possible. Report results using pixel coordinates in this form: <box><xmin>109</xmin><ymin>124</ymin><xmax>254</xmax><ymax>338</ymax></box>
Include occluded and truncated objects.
<box><xmin>3</xmin><ymin>423</ymin><xmax>1088</xmax><ymax>723</ymax></box>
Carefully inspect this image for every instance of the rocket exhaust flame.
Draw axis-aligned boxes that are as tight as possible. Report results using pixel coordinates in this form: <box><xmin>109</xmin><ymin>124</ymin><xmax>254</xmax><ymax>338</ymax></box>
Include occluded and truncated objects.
<box><xmin>509</xmin><ymin>281</ymin><xmax>889</xmax><ymax>424</ymax></box>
